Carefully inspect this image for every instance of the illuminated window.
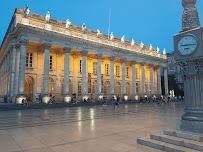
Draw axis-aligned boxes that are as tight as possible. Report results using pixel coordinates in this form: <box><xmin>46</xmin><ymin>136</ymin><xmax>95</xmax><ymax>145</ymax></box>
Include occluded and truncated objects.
<box><xmin>105</xmin><ymin>64</ymin><xmax>109</xmax><ymax>75</ymax></box>
<box><xmin>49</xmin><ymin>56</ymin><xmax>53</xmax><ymax>70</ymax></box>
<box><xmin>78</xmin><ymin>85</ymin><xmax>81</xmax><ymax>96</ymax></box>
<box><xmin>136</xmin><ymin>68</ymin><xmax>138</xmax><ymax>79</ymax></box>
<box><xmin>93</xmin><ymin>62</ymin><xmax>97</xmax><ymax>74</ymax></box>
<box><xmin>116</xmin><ymin>65</ymin><xmax>120</xmax><ymax>76</ymax></box>
<box><xmin>26</xmin><ymin>53</ymin><xmax>33</xmax><ymax>68</ymax></box>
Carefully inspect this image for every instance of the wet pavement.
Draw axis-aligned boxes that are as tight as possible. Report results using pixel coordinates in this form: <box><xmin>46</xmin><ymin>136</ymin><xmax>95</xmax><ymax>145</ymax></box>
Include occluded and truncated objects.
<box><xmin>0</xmin><ymin>101</ymin><xmax>184</xmax><ymax>152</ymax></box>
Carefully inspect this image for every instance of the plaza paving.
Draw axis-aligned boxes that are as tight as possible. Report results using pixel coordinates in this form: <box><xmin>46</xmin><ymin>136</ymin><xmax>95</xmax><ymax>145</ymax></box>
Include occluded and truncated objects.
<box><xmin>0</xmin><ymin>101</ymin><xmax>184</xmax><ymax>152</ymax></box>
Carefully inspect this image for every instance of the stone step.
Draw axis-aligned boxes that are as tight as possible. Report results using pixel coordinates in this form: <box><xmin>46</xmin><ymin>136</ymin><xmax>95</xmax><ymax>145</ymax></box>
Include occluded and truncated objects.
<box><xmin>164</xmin><ymin>130</ymin><xmax>203</xmax><ymax>142</ymax></box>
<box><xmin>137</xmin><ymin>137</ymin><xmax>200</xmax><ymax>152</ymax></box>
<box><xmin>150</xmin><ymin>134</ymin><xmax>203</xmax><ymax>151</ymax></box>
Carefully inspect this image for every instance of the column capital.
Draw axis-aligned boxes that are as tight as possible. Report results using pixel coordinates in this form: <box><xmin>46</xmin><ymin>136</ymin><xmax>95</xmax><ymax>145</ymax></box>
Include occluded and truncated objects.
<box><xmin>19</xmin><ymin>38</ymin><xmax>29</xmax><ymax>46</ymax></box>
<box><xmin>163</xmin><ymin>66</ymin><xmax>168</xmax><ymax>70</ymax></box>
<box><xmin>64</xmin><ymin>47</ymin><xmax>71</xmax><ymax>53</ymax></box>
<box><xmin>97</xmin><ymin>53</ymin><xmax>103</xmax><ymax>59</ymax></box>
<box><xmin>141</xmin><ymin>62</ymin><xmax>146</xmax><ymax>66</ymax></box>
<box><xmin>121</xmin><ymin>58</ymin><xmax>127</xmax><ymax>63</ymax></box>
<box><xmin>81</xmin><ymin>51</ymin><xmax>88</xmax><ymax>56</ymax></box>
<box><xmin>131</xmin><ymin>61</ymin><xmax>136</xmax><ymax>65</ymax></box>
<box><xmin>43</xmin><ymin>42</ymin><xmax>52</xmax><ymax>50</ymax></box>
<box><xmin>109</xmin><ymin>56</ymin><xmax>115</xmax><ymax>61</ymax></box>
<box><xmin>149</xmin><ymin>64</ymin><xmax>154</xmax><ymax>68</ymax></box>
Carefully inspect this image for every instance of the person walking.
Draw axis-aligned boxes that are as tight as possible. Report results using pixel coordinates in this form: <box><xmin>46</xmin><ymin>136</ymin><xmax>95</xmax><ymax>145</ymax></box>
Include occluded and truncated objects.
<box><xmin>111</xmin><ymin>96</ymin><xmax>116</xmax><ymax>110</ymax></box>
<box><xmin>117</xmin><ymin>95</ymin><xmax>120</xmax><ymax>110</ymax></box>
<box><xmin>35</xmin><ymin>93</ymin><xmax>39</xmax><ymax>103</ymax></box>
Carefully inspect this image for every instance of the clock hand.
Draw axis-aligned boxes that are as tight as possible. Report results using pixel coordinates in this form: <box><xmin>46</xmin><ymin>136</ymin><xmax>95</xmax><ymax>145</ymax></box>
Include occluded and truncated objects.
<box><xmin>181</xmin><ymin>44</ymin><xmax>196</xmax><ymax>47</ymax></box>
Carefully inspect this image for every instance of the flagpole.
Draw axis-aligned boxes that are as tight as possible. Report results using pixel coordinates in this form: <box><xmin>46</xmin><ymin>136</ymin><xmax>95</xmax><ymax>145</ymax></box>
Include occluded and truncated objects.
<box><xmin>108</xmin><ymin>8</ymin><xmax>111</xmax><ymax>40</ymax></box>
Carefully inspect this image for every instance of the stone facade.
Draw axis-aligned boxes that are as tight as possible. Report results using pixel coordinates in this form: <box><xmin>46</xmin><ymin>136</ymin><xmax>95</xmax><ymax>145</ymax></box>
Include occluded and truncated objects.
<box><xmin>0</xmin><ymin>7</ymin><xmax>168</xmax><ymax>103</ymax></box>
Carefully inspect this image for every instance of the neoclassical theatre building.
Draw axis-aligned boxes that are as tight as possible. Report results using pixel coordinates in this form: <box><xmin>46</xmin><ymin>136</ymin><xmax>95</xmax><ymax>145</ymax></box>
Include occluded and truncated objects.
<box><xmin>0</xmin><ymin>6</ymin><xmax>168</xmax><ymax>103</ymax></box>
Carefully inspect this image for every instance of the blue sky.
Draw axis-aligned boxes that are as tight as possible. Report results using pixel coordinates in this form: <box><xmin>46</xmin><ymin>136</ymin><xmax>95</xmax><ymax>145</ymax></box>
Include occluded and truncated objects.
<box><xmin>0</xmin><ymin>0</ymin><xmax>202</xmax><ymax>53</ymax></box>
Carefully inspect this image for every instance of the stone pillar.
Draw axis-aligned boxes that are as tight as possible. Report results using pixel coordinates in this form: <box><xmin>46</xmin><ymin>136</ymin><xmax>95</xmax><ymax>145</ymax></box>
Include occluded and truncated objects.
<box><xmin>157</xmin><ymin>66</ymin><xmax>162</xmax><ymax>97</ymax></box>
<box><xmin>16</xmin><ymin>38</ymin><xmax>28</xmax><ymax>104</ymax></box>
<box><xmin>132</xmin><ymin>61</ymin><xmax>137</xmax><ymax>100</ymax></box>
<box><xmin>122</xmin><ymin>59</ymin><xmax>127</xmax><ymax>100</ymax></box>
<box><xmin>150</xmin><ymin>64</ymin><xmax>154</xmax><ymax>96</ymax></box>
<box><xmin>13</xmin><ymin>44</ymin><xmax>20</xmax><ymax>102</ymax></box>
<box><xmin>8</xmin><ymin>44</ymin><xmax>17</xmax><ymax>102</ymax></box>
<box><xmin>164</xmin><ymin>67</ymin><xmax>168</xmax><ymax>96</ymax></box>
<box><xmin>97</xmin><ymin>54</ymin><xmax>102</xmax><ymax>100</ymax></box>
<box><xmin>63</xmin><ymin>47</ymin><xmax>71</xmax><ymax>103</ymax></box>
<box><xmin>42</xmin><ymin>43</ymin><xmax>52</xmax><ymax>104</ymax></box>
<box><xmin>141</xmin><ymin>63</ymin><xmax>146</xmax><ymax>97</ymax></box>
<box><xmin>81</xmin><ymin>51</ymin><xmax>88</xmax><ymax>100</ymax></box>
<box><xmin>110</xmin><ymin>57</ymin><xmax>115</xmax><ymax>97</ymax></box>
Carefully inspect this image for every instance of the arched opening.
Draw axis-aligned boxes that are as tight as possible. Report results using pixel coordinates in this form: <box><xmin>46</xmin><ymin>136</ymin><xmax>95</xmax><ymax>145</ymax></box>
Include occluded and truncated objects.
<box><xmin>24</xmin><ymin>76</ymin><xmax>34</xmax><ymax>101</ymax></box>
<box><xmin>115</xmin><ymin>82</ymin><xmax>121</xmax><ymax>96</ymax></box>
<box><xmin>49</xmin><ymin>77</ymin><xmax>54</xmax><ymax>96</ymax></box>
<box><xmin>104</xmin><ymin>81</ymin><xmax>110</xmax><ymax>97</ymax></box>
<box><xmin>126</xmin><ymin>82</ymin><xmax>130</xmax><ymax>97</ymax></box>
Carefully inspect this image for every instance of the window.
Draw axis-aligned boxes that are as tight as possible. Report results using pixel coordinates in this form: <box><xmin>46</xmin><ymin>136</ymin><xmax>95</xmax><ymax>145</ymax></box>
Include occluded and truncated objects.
<box><xmin>49</xmin><ymin>56</ymin><xmax>53</xmax><ymax>70</ymax></box>
<box><xmin>136</xmin><ymin>68</ymin><xmax>138</xmax><ymax>79</ymax></box>
<box><xmin>26</xmin><ymin>53</ymin><xmax>33</xmax><ymax>68</ymax></box>
<box><xmin>93</xmin><ymin>62</ymin><xmax>97</xmax><ymax>74</ymax></box>
<box><xmin>80</xmin><ymin>60</ymin><xmax>82</xmax><ymax>73</ymax></box>
<box><xmin>78</xmin><ymin>85</ymin><xmax>81</xmax><ymax>96</ymax></box>
<box><xmin>88</xmin><ymin>84</ymin><xmax>91</xmax><ymax>93</ymax></box>
<box><xmin>105</xmin><ymin>64</ymin><xmax>109</xmax><ymax>75</ymax></box>
<box><xmin>126</xmin><ymin>67</ymin><xmax>129</xmax><ymax>77</ymax></box>
<box><xmin>116</xmin><ymin>65</ymin><xmax>120</xmax><ymax>76</ymax></box>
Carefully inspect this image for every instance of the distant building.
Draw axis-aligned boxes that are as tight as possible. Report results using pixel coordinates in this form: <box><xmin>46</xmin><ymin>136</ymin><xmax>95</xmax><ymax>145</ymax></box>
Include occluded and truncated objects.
<box><xmin>167</xmin><ymin>51</ymin><xmax>183</xmax><ymax>90</ymax></box>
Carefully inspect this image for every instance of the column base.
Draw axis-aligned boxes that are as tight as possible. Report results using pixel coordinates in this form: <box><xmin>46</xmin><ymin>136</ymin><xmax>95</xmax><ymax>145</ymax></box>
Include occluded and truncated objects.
<box><xmin>176</xmin><ymin>119</ymin><xmax>203</xmax><ymax>134</ymax></box>
<box><xmin>97</xmin><ymin>95</ymin><xmax>103</xmax><ymax>102</ymax></box>
<box><xmin>81</xmin><ymin>95</ymin><xmax>88</xmax><ymax>102</ymax></box>
<box><xmin>16</xmin><ymin>94</ymin><xmax>26</xmax><ymax>104</ymax></box>
<box><xmin>63</xmin><ymin>95</ymin><xmax>71</xmax><ymax>103</ymax></box>
<box><xmin>123</xmin><ymin>95</ymin><xmax>128</xmax><ymax>101</ymax></box>
<box><xmin>182</xmin><ymin>109</ymin><xmax>203</xmax><ymax>121</ymax></box>
<box><xmin>42</xmin><ymin>95</ymin><xmax>51</xmax><ymax>104</ymax></box>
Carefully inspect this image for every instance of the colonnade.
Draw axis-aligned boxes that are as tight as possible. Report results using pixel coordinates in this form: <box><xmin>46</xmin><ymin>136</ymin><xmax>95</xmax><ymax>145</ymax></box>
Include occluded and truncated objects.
<box><xmin>0</xmin><ymin>40</ymin><xmax>169</xmax><ymax>104</ymax></box>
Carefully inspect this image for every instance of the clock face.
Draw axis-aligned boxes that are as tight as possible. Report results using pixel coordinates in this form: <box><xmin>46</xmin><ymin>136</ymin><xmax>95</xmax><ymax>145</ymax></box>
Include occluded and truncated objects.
<box><xmin>177</xmin><ymin>35</ymin><xmax>198</xmax><ymax>56</ymax></box>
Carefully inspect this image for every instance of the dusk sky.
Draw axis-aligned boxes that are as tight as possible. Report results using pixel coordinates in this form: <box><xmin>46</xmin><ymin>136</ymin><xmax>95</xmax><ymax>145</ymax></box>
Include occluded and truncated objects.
<box><xmin>0</xmin><ymin>0</ymin><xmax>202</xmax><ymax>53</ymax></box>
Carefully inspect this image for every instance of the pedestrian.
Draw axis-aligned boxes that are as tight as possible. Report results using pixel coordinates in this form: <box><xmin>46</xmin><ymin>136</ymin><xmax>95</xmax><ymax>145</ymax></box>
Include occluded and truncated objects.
<box><xmin>39</xmin><ymin>93</ymin><xmax>42</xmax><ymax>103</ymax></box>
<box><xmin>117</xmin><ymin>95</ymin><xmax>120</xmax><ymax>110</ymax></box>
<box><xmin>52</xmin><ymin>93</ymin><xmax>55</xmax><ymax>102</ymax></box>
<box><xmin>22</xmin><ymin>99</ymin><xmax>25</xmax><ymax>105</ymax></box>
<box><xmin>24</xmin><ymin>99</ymin><xmax>28</xmax><ymax>106</ymax></box>
<box><xmin>35</xmin><ymin>93</ymin><xmax>39</xmax><ymax>103</ymax></box>
<box><xmin>111</xmin><ymin>96</ymin><xmax>116</xmax><ymax>110</ymax></box>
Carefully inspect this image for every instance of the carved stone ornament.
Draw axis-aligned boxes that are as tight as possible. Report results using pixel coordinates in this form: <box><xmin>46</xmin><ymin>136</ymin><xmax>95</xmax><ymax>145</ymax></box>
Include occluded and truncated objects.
<box><xmin>182</xmin><ymin>0</ymin><xmax>200</xmax><ymax>32</ymax></box>
<box><xmin>45</xmin><ymin>11</ymin><xmax>50</xmax><ymax>24</ymax></box>
<box><xmin>82</xmin><ymin>23</ymin><xmax>86</xmax><ymax>34</ymax></box>
<box><xmin>43</xmin><ymin>42</ymin><xmax>52</xmax><ymax>49</ymax></box>
<box><xmin>66</xmin><ymin>18</ymin><xmax>71</xmax><ymax>29</ymax></box>
<box><xmin>20</xmin><ymin>38</ymin><xmax>29</xmax><ymax>46</ymax></box>
<box><xmin>64</xmin><ymin>47</ymin><xmax>71</xmax><ymax>53</ymax></box>
<box><xmin>110</xmin><ymin>32</ymin><xmax>114</xmax><ymax>41</ymax></box>
<box><xmin>178</xmin><ymin>60</ymin><xmax>203</xmax><ymax>79</ymax></box>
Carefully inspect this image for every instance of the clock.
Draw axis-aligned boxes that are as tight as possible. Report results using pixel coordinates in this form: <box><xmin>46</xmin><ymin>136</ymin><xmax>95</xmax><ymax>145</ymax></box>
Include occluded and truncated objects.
<box><xmin>177</xmin><ymin>35</ymin><xmax>198</xmax><ymax>56</ymax></box>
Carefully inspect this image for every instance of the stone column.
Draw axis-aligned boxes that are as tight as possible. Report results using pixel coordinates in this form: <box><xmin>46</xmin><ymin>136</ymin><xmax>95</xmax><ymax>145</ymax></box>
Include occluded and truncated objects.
<box><xmin>150</xmin><ymin>64</ymin><xmax>154</xmax><ymax>96</ymax></box>
<box><xmin>157</xmin><ymin>66</ymin><xmax>162</xmax><ymax>97</ymax></box>
<box><xmin>141</xmin><ymin>63</ymin><xmax>146</xmax><ymax>97</ymax></box>
<box><xmin>16</xmin><ymin>38</ymin><xmax>28</xmax><ymax>104</ymax></box>
<box><xmin>42</xmin><ymin>43</ymin><xmax>52</xmax><ymax>104</ymax></box>
<box><xmin>110</xmin><ymin>57</ymin><xmax>115</xmax><ymax>97</ymax></box>
<box><xmin>63</xmin><ymin>47</ymin><xmax>71</xmax><ymax>103</ymax></box>
<box><xmin>122</xmin><ymin>59</ymin><xmax>127</xmax><ymax>100</ymax></box>
<box><xmin>132</xmin><ymin>61</ymin><xmax>137</xmax><ymax>100</ymax></box>
<box><xmin>97</xmin><ymin>54</ymin><xmax>102</xmax><ymax>99</ymax></box>
<box><xmin>164</xmin><ymin>67</ymin><xmax>168</xmax><ymax>96</ymax></box>
<box><xmin>81</xmin><ymin>51</ymin><xmax>88</xmax><ymax>100</ymax></box>
<box><xmin>8</xmin><ymin>44</ymin><xmax>17</xmax><ymax>102</ymax></box>
<box><xmin>13</xmin><ymin>44</ymin><xmax>20</xmax><ymax>103</ymax></box>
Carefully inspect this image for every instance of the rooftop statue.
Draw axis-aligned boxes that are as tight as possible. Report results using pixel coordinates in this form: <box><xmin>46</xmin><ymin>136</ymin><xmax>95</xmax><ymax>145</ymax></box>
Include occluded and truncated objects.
<box><xmin>97</xmin><ymin>28</ymin><xmax>101</xmax><ymax>37</ymax></box>
<box><xmin>82</xmin><ymin>23</ymin><xmax>86</xmax><ymax>33</ymax></box>
<box><xmin>157</xmin><ymin>46</ymin><xmax>160</xmax><ymax>53</ymax></box>
<box><xmin>45</xmin><ymin>11</ymin><xmax>50</xmax><ymax>24</ymax></box>
<box><xmin>24</xmin><ymin>4</ymin><xmax>30</xmax><ymax>18</ymax></box>
<box><xmin>182</xmin><ymin>0</ymin><xmax>200</xmax><ymax>31</ymax></box>
<box><xmin>149</xmin><ymin>44</ymin><xmax>153</xmax><ymax>51</ymax></box>
<box><xmin>66</xmin><ymin>18</ymin><xmax>71</xmax><ymax>29</ymax></box>
<box><xmin>163</xmin><ymin>48</ymin><xmax>166</xmax><ymax>55</ymax></box>
<box><xmin>140</xmin><ymin>41</ymin><xmax>144</xmax><ymax>49</ymax></box>
<box><xmin>121</xmin><ymin>35</ymin><xmax>125</xmax><ymax>44</ymax></box>
<box><xmin>110</xmin><ymin>32</ymin><xmax>114</xmax><ymax>41</ymax></box>
<box><xmin>131</xmin><ymin>38</ymin><xmax>135</xmax><ymax>46</ymax></box>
